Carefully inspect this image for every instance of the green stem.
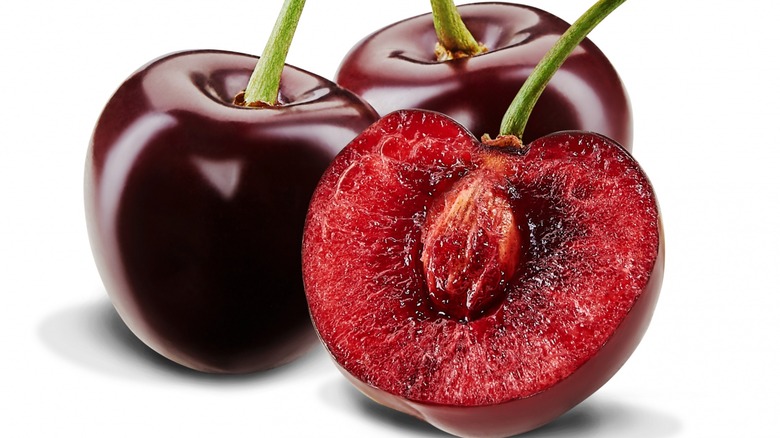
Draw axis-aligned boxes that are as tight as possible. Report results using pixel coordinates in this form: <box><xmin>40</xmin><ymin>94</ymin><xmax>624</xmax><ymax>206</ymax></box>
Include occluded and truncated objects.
<box><xmin>430</xmin><ymin>0</ymin><xmax>486</xmax><ymax>60</ymax></box>
<box><xmin>498</xmin><ymin>0</ymin><xmax>626</xmax><ymax>140</ymax></box>
<box><xmin>242</xmin><ymin>0</ymin><xmax>306</xmax><ymax>106</ymax></box>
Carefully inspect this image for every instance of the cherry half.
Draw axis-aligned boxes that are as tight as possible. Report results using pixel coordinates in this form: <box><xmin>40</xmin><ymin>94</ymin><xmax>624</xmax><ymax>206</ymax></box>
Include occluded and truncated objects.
<box><xmin>303</xmin><ymin>0</ymin><xmax>661</xmax><ymax>435</ymax></box>
<box><xmin>335</xmin><ymin>1</ymin><xmax>633</xmax><ymax>149</ymax></box>
<box><xmin>85</xmin><ymin>0</ymin><xmax>378</xmax><ymax>373</ymax></box>
<box><xmin>303</xmin><ymin>109</ymin><xmax>662</xmax><ymax>436</ymax></box>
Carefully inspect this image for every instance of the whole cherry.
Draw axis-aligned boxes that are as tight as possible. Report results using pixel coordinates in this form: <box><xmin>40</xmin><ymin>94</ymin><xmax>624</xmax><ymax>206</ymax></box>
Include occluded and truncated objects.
<box><xmin>303</xmin><ymin>0</ymin><xmax>661</xmax><ymax>435</ymax></box>
<box><xmin>336</xmin><ymin>0</ymin><xmax>633</xmax><ymax>149</ymax></box>
<box><xmin>84</xmin><ymin>0</ymin><xmax>377</xmax><ymax>373</ymax></box>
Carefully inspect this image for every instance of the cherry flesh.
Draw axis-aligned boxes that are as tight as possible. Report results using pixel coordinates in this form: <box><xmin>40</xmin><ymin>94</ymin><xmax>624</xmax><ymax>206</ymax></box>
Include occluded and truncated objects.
<box><xmin>85</xmin><ymin>50</ymin><xmax>378</xmax><ymax>373</ymax></box>
<box><xmin>335</xmin><ymin>3</ymin><xmax>633</xmax><ymax>149</ymax></box>
<box><xmin>302</xmin><ymin>110</ymin><xmax>662</xmax><ymax>436</ymax></box>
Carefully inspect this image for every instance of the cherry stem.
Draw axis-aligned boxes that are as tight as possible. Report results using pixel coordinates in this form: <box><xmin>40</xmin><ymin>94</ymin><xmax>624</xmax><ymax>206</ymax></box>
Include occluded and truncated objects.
<box><xmin>430</xmin><ymin>0</ymin><xmax>486</xmax><ymax>60</ymax></box>
<box><xmin>497</xmin><ymin>0</ymin><xmax>627</xmax><ymax>141</ymax></box>
<box><xmin>242</xmin><ymin>0</ymin><xmax>306</xmax><ymax>106</ymax></box>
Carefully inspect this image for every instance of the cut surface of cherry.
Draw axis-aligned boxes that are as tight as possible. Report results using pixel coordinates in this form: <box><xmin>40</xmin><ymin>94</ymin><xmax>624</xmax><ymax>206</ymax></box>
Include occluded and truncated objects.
<box><xmin>336</xmin><ymin>2</ymin><xmax>633</xmax><ymax>148</ymax></box>
<box><xmin>85</xmin><ymin>50</ymin><xmax>378</xmax><ymax>373</ymax></box>
<box><xmin>302</xmin><ymin>110</ymin><xmax>662</xmax><ymax>436</ymax></box>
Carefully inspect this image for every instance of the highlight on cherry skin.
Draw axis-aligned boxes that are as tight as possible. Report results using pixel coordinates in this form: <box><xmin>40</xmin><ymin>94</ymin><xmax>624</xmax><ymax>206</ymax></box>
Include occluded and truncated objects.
<box><xmin>336</xmin><ymin>2</ymin><xmax>633</xmax><ymax>149</ymax></box>
<box><xmin>84</xmin><ymin>50</ymin><xmax>378</xmax><ymax>373</ymax></box>
<box><xmin>302</xmin><ymin>109</ymin><xmax>663</xmax><ymax>437</ymax></box>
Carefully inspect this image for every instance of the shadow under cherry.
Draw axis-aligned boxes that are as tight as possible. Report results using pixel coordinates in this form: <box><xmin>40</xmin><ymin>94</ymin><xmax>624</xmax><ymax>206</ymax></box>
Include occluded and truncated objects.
<box><xmin>319</xmin><ymin>376</ymin><xmax>682</xmax><ymax>438</ymax></box>
<box><xmin>36</xmin><ymin>297</ymin><xmax>332</xmax><ymax>385</ymax></box>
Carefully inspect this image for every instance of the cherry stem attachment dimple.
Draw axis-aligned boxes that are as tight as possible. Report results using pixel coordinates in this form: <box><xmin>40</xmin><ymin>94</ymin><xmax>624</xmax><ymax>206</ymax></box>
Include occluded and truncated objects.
<box><xmin>241</xmin><ymin>0</ymin><xmax>306</xmax><ymax>106</ymax></box>
<box><xmin>496</xmin><ymin>0</ymin><xmax>627</xmax><ymax>142</ymax></box>
<box><xmin>430</xmin><ymin>0</ymin><xmax>486</xmax><ymax>60</ymax></box>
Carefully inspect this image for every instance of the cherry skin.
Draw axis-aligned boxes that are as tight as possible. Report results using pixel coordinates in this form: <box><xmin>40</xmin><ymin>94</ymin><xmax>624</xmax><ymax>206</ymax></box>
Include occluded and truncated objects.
<box><xmin>335</xmin><ymin>3</ymin><xmax>633</xmax><ymax>149</ymax></box>
<box><xmin>302</xmin><ymin>110</ymin><xmax>662</xmax><ymax>436</ymax></box>
<box><xmin>85</xmin><ymin>50</ymin><xmax>378</xmax><ymax>373</ymax></box>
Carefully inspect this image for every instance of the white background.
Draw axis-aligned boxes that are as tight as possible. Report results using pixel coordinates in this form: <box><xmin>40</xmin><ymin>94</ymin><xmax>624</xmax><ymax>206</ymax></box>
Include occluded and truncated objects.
<box><xmin>2</xmin><ymin>0</ymin><xmax>778</xmax><ymax>436</ymax></box>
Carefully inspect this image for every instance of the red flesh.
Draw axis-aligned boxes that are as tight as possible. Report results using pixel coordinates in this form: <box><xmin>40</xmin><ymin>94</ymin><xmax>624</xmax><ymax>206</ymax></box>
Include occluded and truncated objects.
<box><xmin>303</xmin><ymin>110</ymin><xmax>662</xmax><ymax>435</ymax></box>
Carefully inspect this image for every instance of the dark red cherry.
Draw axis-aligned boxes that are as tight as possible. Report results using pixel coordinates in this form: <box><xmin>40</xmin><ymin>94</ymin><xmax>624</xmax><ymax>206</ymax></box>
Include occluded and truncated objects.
<box><xmin>85</xmin><ymin>50</ymin><xmax>377</xmax><ymax>373</ymax></box>
<box><xmin>302</xmin><ymin>109</ymin><xmax>662</xmax><ymax>436</ymax></box>
<box><xmin>335</xmin><ymin>3</ymin><xmax>632</xmax><ymax>149</ymax></box>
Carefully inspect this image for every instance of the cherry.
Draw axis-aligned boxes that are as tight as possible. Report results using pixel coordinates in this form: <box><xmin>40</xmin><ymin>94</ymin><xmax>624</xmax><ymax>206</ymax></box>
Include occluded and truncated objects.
<box><xmin>84</xmin><ymin>0</ymin><xmax>377</xmax><ymax>373</ymax></box>
<box><xmin>335</xmin><ymin>1</ymin><xmax>633</xmax><ymax>149</ymax></box>
<box><xmin>303</xmin><ymin>110</ymin><xmax>662</xmax><ymax>435</ymax></box>
<box><xmin>303</xmin><ymin>0</ymin><xmax>662</xmax><ymax>435</ymax></box>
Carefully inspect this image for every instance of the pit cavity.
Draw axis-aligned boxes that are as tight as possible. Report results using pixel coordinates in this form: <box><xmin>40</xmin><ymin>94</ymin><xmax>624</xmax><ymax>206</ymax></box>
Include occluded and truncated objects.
<box><xmin>420</xmin><ymin>169</ymin><xmax>521</xmax><ymax>322</ymax></box>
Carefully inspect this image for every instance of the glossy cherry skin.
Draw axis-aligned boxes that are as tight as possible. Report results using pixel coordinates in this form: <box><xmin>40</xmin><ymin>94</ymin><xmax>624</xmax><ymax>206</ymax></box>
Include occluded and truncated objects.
<box><xmin>336</xmin><ymin>2</ymin><xmax>632</xmax><ymax>149</ymax></box>
<box><xmin>85</xmin><ymin>50</ymin><xmax>378</xmax><ymax>373</ymax></box>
